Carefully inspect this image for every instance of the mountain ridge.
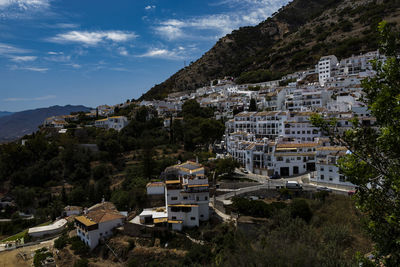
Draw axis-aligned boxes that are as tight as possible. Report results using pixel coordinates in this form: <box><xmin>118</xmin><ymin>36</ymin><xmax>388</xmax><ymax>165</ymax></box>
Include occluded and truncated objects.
<box><xmin>0</xmin><ymin>111</ymin><xmax>13</xmax><ymax>118</ymax></box>
<box><xmin>141</xmin><ymin>0</ymin><xmax>400</xmax><ymax>100</ymax></box>
<box><xmin>0</xmin><ymin>105</ymin><xmax>91</xmax><ymax>143</ymax></box>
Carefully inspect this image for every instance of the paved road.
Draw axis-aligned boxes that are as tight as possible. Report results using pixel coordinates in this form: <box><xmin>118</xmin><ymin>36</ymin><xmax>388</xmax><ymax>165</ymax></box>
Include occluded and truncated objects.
<box><xmin>210</xmin><ymin>170</ymin><xmax>353</xmax><ymax>221</ymax></box>
<box><xmin>215</xmin><ymin>170</ymin><xmax>352</xmax><ymax>202</ymax></box>
<box><xmin>233</xmin><ymin>169</ymin><xmax>352</xmax><ymax>194</ymax></box>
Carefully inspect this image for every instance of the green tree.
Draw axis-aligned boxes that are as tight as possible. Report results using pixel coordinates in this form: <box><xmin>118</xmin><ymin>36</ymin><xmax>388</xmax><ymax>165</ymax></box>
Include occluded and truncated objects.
<box><xmin>312</xmin><ymin>21</ymin><xmax>400</xmax><ymax>265</ymax></box>
<box><xmin>249</xmin><ymin>98</ymin><xmax>257</xmax><ymax>111</ymax></box>
<box><xmin>182</xmin><ymin>99</ymin><xmax>202</xmax><ymax>118</ymax></box>
<box><xmin>215</xmin><ymin>158</ymin><xmax>239</xmax><ymax>176</ymax></box>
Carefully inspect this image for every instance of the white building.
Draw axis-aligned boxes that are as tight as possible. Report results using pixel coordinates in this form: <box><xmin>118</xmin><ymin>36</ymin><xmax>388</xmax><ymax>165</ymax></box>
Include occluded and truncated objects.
<box><xmin>164</xmin><ymin>162</ymin><xmax>209</xmax><ymax>231</ymax></box>
<box><xmin>318</xmin><ymin>55</ymin><xmax>338</xmax><ymax>86</ymax></box>
<box><xmin>283</xmin><ymin>112</ymin><xmax>321</xmax><ymax>141</ymax></box>
<box><xmin>63</xmin><ymin>206</ymin><xmax>82</xmax><ymax>217</ymax></box>
<box><xmin>74</xmin><ymin>203</ymin><xmax>125</xmax><ymax>250</ymax></box>
<box><xmin>271</xmin><ymin>142</ymin><xmax>317</xmax><ymax>177</ymax></box>
<box><xmin>97</xmin><ymin>105</ymin><xmax>114</xmax><ymax>116</ymax></box>
<box><xmin>95</xmin><ymin>116</ymin><xmax>129</xmax><ymax>131</ymax></box>
<box><xmin>338</xmin><ymin>50</ymin><xmax>382</xmax><ymax>76</ymax></box>
<box><xmin>28</xmin><ymin>219</ymin><xmax>67</xmax><ymax>238</ymax></box>
<box><xmin>166</xmin><ymin>161</ymin><xmax>205</xmax><ymax>177</ymax></box>
<box><xmin>312</xmin><ymin>147</ymin><xmax>355</xmax><ymax>189</ymax></box>
<box><xmin>146</xmin><ymin>182</ymin><xmax>165</xmax><ymax>195</ymax></box>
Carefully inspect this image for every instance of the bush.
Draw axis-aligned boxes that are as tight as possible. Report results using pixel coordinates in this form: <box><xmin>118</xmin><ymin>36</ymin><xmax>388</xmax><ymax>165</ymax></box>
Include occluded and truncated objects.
<box><xmin>54</xmin><ymin>234</ymin><xmax>68</xmax><ymax>249</ymax></box>
<box><xmin>290</xmin><ymin>199</ymin><xmax>313</xmax><ymax>223</ymax></box>
<box><xmin>183</xmin><ymin>244</ymin><xmax>213</xmax><ymax>266</ymax></box>
<box><xmin>128</xmin><ymin>239</ymin><xmax>136</xmax><ymax>250</ymax></box>
<box><xmin>70</xmin><ymin>237</ymin><xmax>89</xmax><ymax>255</ymax></box>
<box><xmin>232</xmin><ymin>197</ymin><xmax>286</xmax><ymax>218</ymax></box>
<box><xmin>33</xmin><ymin>248</ymin><xmax>53</xmax><ymax>267</ymax></box>
<box><xmin>322</xmin><ymin>224</ymin><xmax>352</xmax><ymax>247</ymax></box>
<box><xmin>74</xmin><ymin>258</ymin><xmax>89</xmax><ymax>267</ymax></box>
<box><xmin>314</xmin><ymin>191</ymin><xmax>329</xmax><ymax>202</ymax></box>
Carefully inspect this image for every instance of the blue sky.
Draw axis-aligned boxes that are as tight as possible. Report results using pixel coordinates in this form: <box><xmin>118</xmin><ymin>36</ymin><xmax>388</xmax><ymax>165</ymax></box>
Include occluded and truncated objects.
<box><xmin>0</xmin><ymin>0</ymin><xmax>288</xmax><ymax>112</ymax></box>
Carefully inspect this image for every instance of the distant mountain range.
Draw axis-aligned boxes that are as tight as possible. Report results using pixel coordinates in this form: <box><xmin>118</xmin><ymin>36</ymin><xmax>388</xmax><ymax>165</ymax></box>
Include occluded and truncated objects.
<box><xmin>0</xmin><ymin>111</ymin><xmax>13</xmax><ymax>118</ymax></box>
<box><xmin>0</xmin><ymin>105</ymin><xmax>91</xmax><ymax>143</ymax></box>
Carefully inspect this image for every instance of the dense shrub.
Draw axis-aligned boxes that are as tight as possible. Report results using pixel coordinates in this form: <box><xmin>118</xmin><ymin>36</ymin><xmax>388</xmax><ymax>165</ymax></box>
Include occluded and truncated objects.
<box><xmin>54</xmin><ymin>234</ymin><xmax>69</xmax><ymax>249</ymax></box>
<box><xmin>70</xmin><ymin>237</ymin><xmax>89</xmax><ymax>255</ymax></box>
<box><xmin>33</xmin><ymin>248</ymin><xmax>53</xmax><ymax>267</ymax></box>
<box><xmin>290</xmin><ymin>199</ymin><xmax>313</xmax><ymax>223</ymax></box>
<box><xmin>232</xmin><ymin>197</ymin><xmax>286</xmax><ymax>218</ymax></box>
<box><xmin>73</xmin><ymin>258</ymin><xmax>89</xmax><ymax>267</ymax></box>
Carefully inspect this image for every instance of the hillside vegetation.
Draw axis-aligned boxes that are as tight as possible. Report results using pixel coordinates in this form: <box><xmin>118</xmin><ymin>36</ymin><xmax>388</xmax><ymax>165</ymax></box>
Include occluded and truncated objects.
<box><xmin>142</xmin><ymin>0</ymin><xmax>400</xmax><ymax>100</ymax></box>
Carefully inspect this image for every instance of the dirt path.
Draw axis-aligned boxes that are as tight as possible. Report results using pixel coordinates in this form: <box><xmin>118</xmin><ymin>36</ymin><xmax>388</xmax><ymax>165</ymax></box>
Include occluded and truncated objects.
<box><xmin>0</xmin><ymin>238</ymin><xmax>55</xmax><ymax>267</ymax></box>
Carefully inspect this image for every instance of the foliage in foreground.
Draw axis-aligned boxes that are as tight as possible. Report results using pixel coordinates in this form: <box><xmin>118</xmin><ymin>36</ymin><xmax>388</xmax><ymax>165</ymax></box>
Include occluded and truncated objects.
<box><xmin>312</xmin><ymin>21</ymin><xmax>400</xmax><ymax>265</ymax></box>
<box><xmin>181</xmin><ymin>195</ymin><xmax>371</xmax><ymax>267</ymax></box>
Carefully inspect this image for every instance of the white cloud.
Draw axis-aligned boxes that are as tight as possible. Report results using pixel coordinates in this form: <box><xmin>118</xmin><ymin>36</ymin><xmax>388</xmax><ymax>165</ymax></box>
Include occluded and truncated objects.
<box><xmin>21</xmin><ymin>66</ymin><xmax>48</xmax><ymax>72</ymax></box>
<box><xmin>4</xmin><ymin>94</ymin><xmax>55</xmax><ymax>102</ymax></box>
<box><xmin>48</xmin><ymin>30</ymin><xmax>138</xmax><ymax>46</ymax></box>
<box><xmin>0</xmin><ymin>42</ymin><xmax>30</xmax><ymax>55</ymax></box>
<box><xmin>44</xmin><ymin>54</ymin><xmax>70</xmax><ymax>62</ymax></box>
<box><xmin>155</xmin><ymin>25</ymin><xmax>184</xmax><ymax>40</ymax></box>
<box><xmin>10</xmin><ymin>64</ymin><xmax>48</xmax><ymax>72</ymax></box>
<box><xmin>137</xmin><ymin>48</ymin><xmax>183</xmax><ymax>60</ymax></box>
<box><xmin>10</xmin><ymin>55</ymin><xmax>37</xmax><ymax>61</ymax></box>
<box><xmin>63</xmin><ymin>63</ymin><xmax>81</xmax><ymax>69</ymax></box>
<box><xmin>54</xmin><ymin>23</ymin><xmax>78</xmax><ymax>29</ymax></box>
<box><xmin>144</xmin><ymin>5</ymin><xmax>155</xmax><ymax>10</ymax></box>
<box><xmin>155</xmin><ymin>0</ymin><xmax>288</xmax><ymax>41</ymax></box>
<box><xmin>0</xmin><ymin>0</ymin><xmax>50</xmax><ymax>9</ymax></box>
<box><xmin>47</xmin><ymin>51</ymin><xmax>63</xmax><ymax>55</ymax></box>
<box><xmin>118</xmin><ymin>47</ymin><xmax>128</xmax><ymax>56</ymax></box>
<box><xmin>0</xmin><ymin>0</ymin><xmax>51</xmax><ymax>19</ymax></box>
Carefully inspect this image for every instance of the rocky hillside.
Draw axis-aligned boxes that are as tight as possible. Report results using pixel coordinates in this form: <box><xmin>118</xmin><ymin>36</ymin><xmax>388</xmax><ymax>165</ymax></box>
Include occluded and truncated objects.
<box><xmin>141</xmin><ymin>0</ymin><xmax>400</xmax><ymax>100</ymax></box>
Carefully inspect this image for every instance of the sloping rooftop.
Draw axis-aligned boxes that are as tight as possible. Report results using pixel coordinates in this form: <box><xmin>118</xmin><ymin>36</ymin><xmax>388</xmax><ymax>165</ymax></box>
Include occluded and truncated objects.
<box><xmin>88</xmin><ymin>201</ymin><xmax>116</xmax><ymax>212</ymax></box>
<box><xmin>75</xmin><ymin>216</ymin><xmax>97</xmax><ymax>227</ymax></box>
<box><xmin>276</xmin><ymin>143</ymin><xmax>318</xmax><ymax>148</ymax></box>
<box><xmin>85</xmin><ymin>209</ymin><xmax>125</xmax><ymax>224</ymax></box>
<box><xmin>146</xmin><ymin>182</ymin><xmax>165</xmax><ymax>188</ymax></box>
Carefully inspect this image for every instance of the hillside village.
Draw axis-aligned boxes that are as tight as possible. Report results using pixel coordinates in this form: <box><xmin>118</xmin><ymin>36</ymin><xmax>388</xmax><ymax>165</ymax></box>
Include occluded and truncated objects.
<box><xmin>139</xmin><ymin>50</ymin><xmax>384</xmax><ymax>190</ymax></box>
<box><xmin>0</xmin><ymin>50</ymin><xmax>384</xmax><ymax>265</ymax></box>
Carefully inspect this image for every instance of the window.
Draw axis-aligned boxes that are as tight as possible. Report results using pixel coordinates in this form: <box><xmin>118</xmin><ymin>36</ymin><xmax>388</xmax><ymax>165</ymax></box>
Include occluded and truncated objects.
<box><xmin>190</xmin><ymin>217</ymin><xmax>196</xmax><ymax>220</ymax></box>
<box><xmin>339</xmin><ymin>175</ymin><xmax>346</xmax><ymax>182</ymax></box>
<box><xmin>320</xmin><ymin>167</ymin><xmax>324</xmax><ymax>171</ymax></box>
<box><xmin>205</xmin><ymin>196</ymin><xmax>208</xmax><ymax>200</ymax></box>
<box><xmin>183</xmin><ymin>196</ymin><xmax>188</xmax><ymax>200</ymax></box>
<box><xmin>320</xmin><ymin>175</ymin><xmax>324</xmax><ymax>180</ymax></box>
<box><xmin>329</xmin><ymin>168</ymin><xmax>333</xmax><ymax>172</ymax></box>
<box><xmin>172</xmin><ymin>216</ymin><xmax>176</xmax><ymax>220</ymax></box>
<box><xmin>329</xmin><ymin>177</ymin><xmax>333</xmax><ymax>181</ymax></box>
<box><xmin>196</xmin><ymin>196</ymin><xmax>199</xmax><ymax>201</ymax></box>
<box><xmin>171</xmin><ymin>196</ymin><xmax>178</xmax><ymax>200</ymax></box>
